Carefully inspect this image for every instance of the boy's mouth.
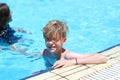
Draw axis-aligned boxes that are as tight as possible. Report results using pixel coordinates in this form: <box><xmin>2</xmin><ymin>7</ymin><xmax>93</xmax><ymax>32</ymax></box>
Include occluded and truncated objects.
<box><xmin>49</xmin><ymin>47</ymin><xmax>56</xmax><ymax>50</ymax></box>
<box><xmin>48</xmin><ymin>46</ymin><xmax>56</xmax><ymax>52</ymax></box>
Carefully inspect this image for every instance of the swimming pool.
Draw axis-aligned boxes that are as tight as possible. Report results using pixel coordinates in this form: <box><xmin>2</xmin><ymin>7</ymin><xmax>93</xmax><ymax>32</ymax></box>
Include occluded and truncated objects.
<box><xmin>0</xmin><ymin>0</ymin><xmax>120</xmax><ymax>80</ymax></box>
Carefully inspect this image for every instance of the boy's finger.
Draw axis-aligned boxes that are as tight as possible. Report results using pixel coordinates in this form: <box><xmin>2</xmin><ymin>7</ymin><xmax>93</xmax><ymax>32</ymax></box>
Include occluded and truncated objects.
<box><xmin>53</xmin><ymin>63</ymin><xmax>63</xmax><ymax>69</ymax></box>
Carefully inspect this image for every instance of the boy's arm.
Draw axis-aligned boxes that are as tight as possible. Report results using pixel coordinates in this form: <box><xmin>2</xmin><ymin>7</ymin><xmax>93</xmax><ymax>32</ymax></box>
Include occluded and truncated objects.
<box><xmin>53</xmin><ymin>53</ymin><xmax>107</xmax><ymax>69</ymax></box>
<box><xmin>65</xmin><ymin>52</ymin><xmax>107</xmax><ymax>64</ymax></box>
<box><xmin>66</xmin><ymin>51</ymin><xmax>107</xmax><ymax>64</ymax></box>
<box><xmin>75</xmin><ymin>53</ymin><xmax>107</xmax><ymax>64</ymax></box>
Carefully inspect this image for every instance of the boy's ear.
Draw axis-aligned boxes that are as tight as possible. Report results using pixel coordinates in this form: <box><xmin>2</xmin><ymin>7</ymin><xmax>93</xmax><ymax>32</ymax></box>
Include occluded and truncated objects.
<box><xmin>63</xmin><ymin>38</ymin><xmax>67</xmax><ymax>44</ymax></box>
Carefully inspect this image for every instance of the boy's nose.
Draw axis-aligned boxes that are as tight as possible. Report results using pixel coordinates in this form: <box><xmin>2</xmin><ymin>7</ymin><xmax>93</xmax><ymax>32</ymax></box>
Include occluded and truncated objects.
<box><xmin>47</xmin><ymin>41</ymin><xmax>55</xmax><ymax>47</ymax></box>
<box><xmin>49</xmin><ymin>41</ymin><xmax>53</xmax><ymax>45</ymax></box>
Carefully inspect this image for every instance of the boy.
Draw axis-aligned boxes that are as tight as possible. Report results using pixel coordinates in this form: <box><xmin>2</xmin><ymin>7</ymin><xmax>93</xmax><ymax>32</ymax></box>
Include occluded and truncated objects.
<box><xmin>41</xmin><ymin>20</ymin><xmax>107</xmax><ymax>69</ymax></box>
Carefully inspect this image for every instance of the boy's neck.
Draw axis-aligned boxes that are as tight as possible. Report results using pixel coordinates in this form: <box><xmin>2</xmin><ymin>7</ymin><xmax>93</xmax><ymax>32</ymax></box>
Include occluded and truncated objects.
<box><xmin>54</xmin><ymin>48</ymin><xmax>66</xmax><ymax>59</ymax></box>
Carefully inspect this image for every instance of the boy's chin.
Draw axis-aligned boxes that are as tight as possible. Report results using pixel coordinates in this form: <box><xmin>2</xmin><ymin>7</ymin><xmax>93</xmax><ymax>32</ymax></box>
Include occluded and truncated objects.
<box><xmin>47</xmin><ymin>48</ymin><xmax>57</xmax><ymax>53</ymax></box>
<box><xmin>49</xmin><ymin>50</ymin><xmax>56</xmax><ymax>53</ymax></box>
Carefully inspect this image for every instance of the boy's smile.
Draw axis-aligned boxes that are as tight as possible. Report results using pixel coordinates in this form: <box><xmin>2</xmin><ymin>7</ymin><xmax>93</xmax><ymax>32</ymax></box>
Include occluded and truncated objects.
<box><xmin>47</xmin><ymin>43</ymin><xmax>56</xmax><ymax>52</ymax></box>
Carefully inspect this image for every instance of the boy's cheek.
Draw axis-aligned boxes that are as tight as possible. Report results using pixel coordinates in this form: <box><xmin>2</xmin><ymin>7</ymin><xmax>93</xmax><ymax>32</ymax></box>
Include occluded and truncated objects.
<box><xmin>46</xmin><ymin>43</ymin><xmax>50</xmax><ymax>48</ymax></box>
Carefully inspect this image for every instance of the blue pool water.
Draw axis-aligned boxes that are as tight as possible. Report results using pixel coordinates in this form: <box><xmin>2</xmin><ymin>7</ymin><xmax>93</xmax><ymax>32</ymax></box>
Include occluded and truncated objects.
<box><xmin>0</xmin><ymin>0</ymin><xmax>120</xmax><ymax>80</ymax></box>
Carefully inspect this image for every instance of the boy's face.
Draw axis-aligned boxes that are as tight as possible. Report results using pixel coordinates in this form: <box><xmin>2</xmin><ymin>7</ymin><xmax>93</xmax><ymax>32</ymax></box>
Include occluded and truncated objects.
<box><xmin>45</xmin><ymin>38</ymin><xmax>66</xmax><ymax>53</ymax></box>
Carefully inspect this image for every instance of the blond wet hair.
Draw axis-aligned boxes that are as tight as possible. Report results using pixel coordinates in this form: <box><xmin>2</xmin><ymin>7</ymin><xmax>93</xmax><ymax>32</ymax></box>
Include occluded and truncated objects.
<box><xmin>43</xmin><ymin>20</ymin><xmax>68</xmax><ymax>41</ymax></box>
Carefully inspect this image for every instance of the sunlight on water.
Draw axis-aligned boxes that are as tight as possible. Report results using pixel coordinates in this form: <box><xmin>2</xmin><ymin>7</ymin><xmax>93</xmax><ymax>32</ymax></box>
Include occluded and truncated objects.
<box><xmin>0</xmin><ymin>0</ymin><xmax>120</xmax><ymax>80</ymax></box>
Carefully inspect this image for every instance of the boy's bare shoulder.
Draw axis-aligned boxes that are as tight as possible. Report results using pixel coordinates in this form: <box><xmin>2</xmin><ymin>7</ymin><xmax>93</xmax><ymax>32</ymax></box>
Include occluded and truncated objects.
<box><xmin>40</xmin><ymin>49</ymin><xmax>47</xmax><ymax>55</ymax></box>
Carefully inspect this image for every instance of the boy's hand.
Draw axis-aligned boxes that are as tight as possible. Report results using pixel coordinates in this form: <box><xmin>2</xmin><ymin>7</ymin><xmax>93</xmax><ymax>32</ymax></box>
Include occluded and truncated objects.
<box><xmin>53</xmin><ymin>59</ymin><xmax>76</xmax><ymax>69</ymax></box>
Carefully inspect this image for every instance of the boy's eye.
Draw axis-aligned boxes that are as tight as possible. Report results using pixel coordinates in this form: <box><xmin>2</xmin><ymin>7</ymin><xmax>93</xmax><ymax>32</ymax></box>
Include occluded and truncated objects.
<box><xmin>45</xmin><ymin>37</ymin><xmax>50</xmax><ymax>41</ymax></box>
